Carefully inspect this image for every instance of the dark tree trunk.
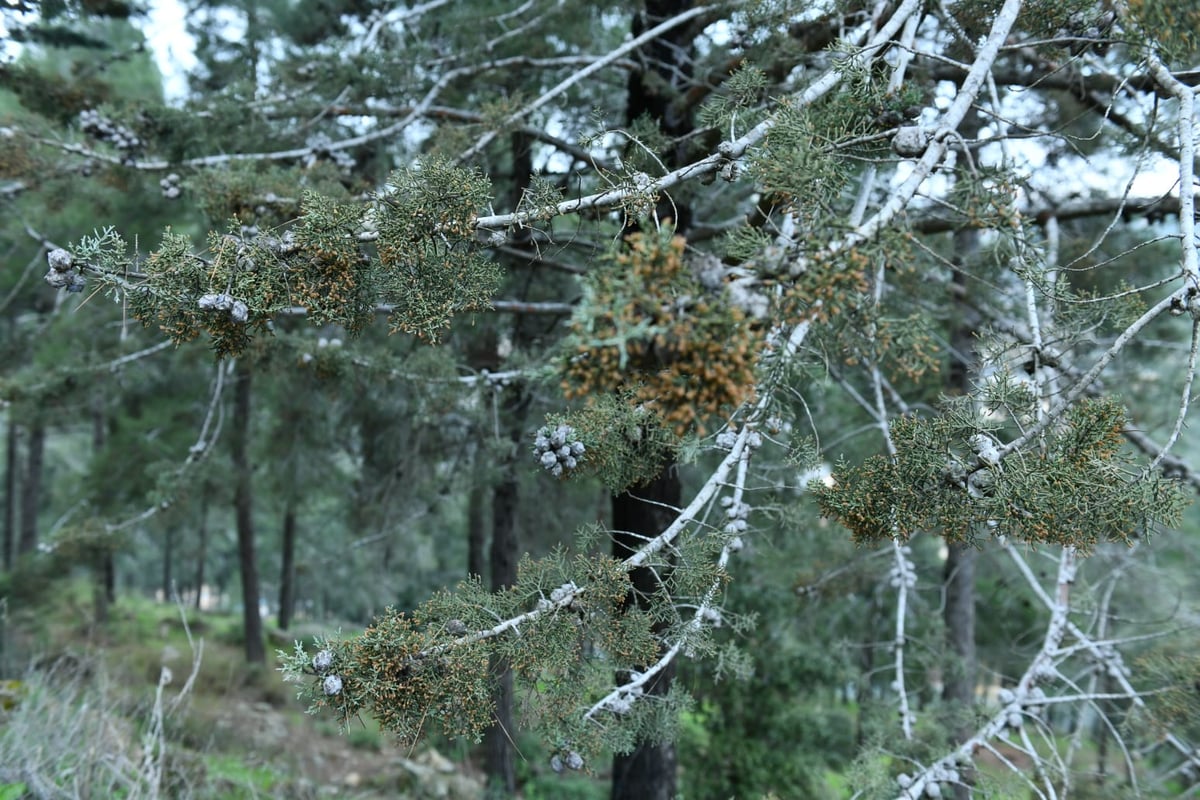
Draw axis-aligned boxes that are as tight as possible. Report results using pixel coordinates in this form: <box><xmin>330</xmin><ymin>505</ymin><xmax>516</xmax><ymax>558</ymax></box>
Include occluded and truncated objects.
<box><xmin>1095</xmin><ymin>671</ymin><xmax>1110</xmax><ymax>785</ymax></box>
<box><xmin>942</xmin><ymin>228</ymin><xmax>979</xmax><ymax>799</ymax></box>
<box><xmin>481</xmin><ymin>129</ymin><xmax>540</xmax><ymax>799</ymax></box>
<box><xmin>490</xmin><ymin>458</ymin><xmax>520</xmax><ymax>606</ymax></box>
<box><xmin>278</xmin><ymin>499</ymin><xmax>297</xmax><ymax>630</ymax></box>
<box><xmin>626</xmin><ymin>0</ymin><xmax>701</xmax><ymax>168</ymax></box>
<box><xmin>610</xmin><ymin>3</ymin><xmax>696</xmax><ymax>795</ymax></box>
<box><xmin>94</xmin><ymin>551</ymin><xmax>112</xmax><ymax>623</ymax></box>
<box><xmin>195</xmin><ymin>489</ymin><xmax>209</xmax><ymax>611</ymax></box>
<box><xmin>463</xmin><ymin>307</ymin><xmax>501</xmax><ymax>587</ymax></box>
<box><xmin>484</xmin><ymin>473</ymin><xmax>518</xmax><ymax>797</ymax></box>
<box><xmin>943</xmin><ymin>235</ymin><xmax>978</xmax><ymax>717</ymax></box>
<box><xmin>104</xmin><ymin>556</ymin><xmax>115</xmax><ymax>604</ymax></box>
<box><xmin>162</xmin><ymin>526</ymin><xmax>173</xmax><ymax>606</ymax></box>
<box><xmin>90</xmin><ymin>398</ymin><xmax>111</xmax><ymax>624</ymax></box>
<box><xmin>485</xmin><ymin>668</ymin><xmax>516</xmax><ymax>798</ymax></box>
<box><xmin>941</xmin><ymin>542</ymin><xmax>976</xmax><ymax>709</ymax></box>
<box><xmin>3</xmin><ymin>417</ymin><xmax>17</xmax><ymax>570</ymax></box>
<box><xmin>611</xmin><ymin>470</ymin><xmax>682</xmax><ymax>800</ymax></box>
<box><xmin>353</xmin><ymin>397</ymin><xmax>405</xmax><ymax>575</ymax></box>
<box><xmin>484</xmin><ymin>385</ymin><xmax>528</xmax><ymax>799</ymax></box>
<box><xmin>18</xmin><ymin>418</ymin><xmax>44</xmax><ymax>557</ymax></box>
<box><xmin>467</xmin><ymin>485</ymin><xmax>486</xmax><ymax>581</ymax></box>
<box><xmin>232</xmin><ymin>360</ymin><xmax>265</xmax><ymax>664</ymax></box>
<box><xmin>855</xmin><ymin>592</ymin><xmax>883</xmax><ymax>748</ymax></box>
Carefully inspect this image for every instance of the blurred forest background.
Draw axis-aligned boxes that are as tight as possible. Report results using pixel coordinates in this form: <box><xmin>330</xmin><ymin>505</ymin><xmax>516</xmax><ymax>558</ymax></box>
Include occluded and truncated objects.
<box><xmin>2</xmin><ymin>1</ymin><xmax>1200</xmax><ymax>799</ymax></box>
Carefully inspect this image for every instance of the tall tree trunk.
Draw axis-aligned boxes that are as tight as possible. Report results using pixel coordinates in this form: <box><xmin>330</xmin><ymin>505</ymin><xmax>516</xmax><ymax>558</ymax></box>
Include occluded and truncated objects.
<box><xmin>855</xmin><ymin>592</ymin><xmax>883</xmax><ymax>748</ymax></box>
<box><xmin>464</xmin><ymin>309</ymin><xmax>501</xmax><ymax>585</ymax></box>
<box><xmin>97</xmin><ymin>537</ymin><xmax>114</xmax><ymax>624</ymax></box>
<box><xmin>278</xmin><ymin>498</ymin><xmax>297</xmax><ymax>630</ymax></box>
<box><xmin>17</xmin><ymin>418</ymin><xmax>44</xmax><ymax>557</ymax></box>
<box><xmin>484</xmin><ymin>385</ymin><xmax>528</xmax><ymax>799</ymax></box>
<box><xmin>353</xmin><ymin>397</ymin><xmax>405</xmax><ymax>577</ymax></box>
<box><xmin>92</xmin><ymin>398</ymin><xmax>111</xmax><ymax>624</ymax></box>
<box><xmin>162</xmin><ymin>526</ymin><xmax>174</xmax><ymax>603</ymax></box>
<box><xmin>467</xmin><ymin>484</ymin><xmax>486</xmax><ymax>581</ymax></box>
<box><xmin>611</xmin><ymin>471</ymin><xmax>682</xmax><ymax>800</ymax></box>
<box><xmin>195</xmin><ymin>488</ymin><xmax>209</xmax><ymax>611</ymax></box>
<box><xmin>481</xmin><ymin>129</ymin><xmax>539</xmax><ymax>798</ymax></box>
<box><xmin>3</xmin><ymin>416</ymin><xmax>17</xmax><ymax>570</ymax></box>
<box><xmin>484</xmin><ymin>470</ymin><xmax>518</xmax><ymax>798</ymax></box>
<box><xmin>1095</xmin><ymin>671</ymin><xmax>1110</xmax><ymax>785</ymax></box>
<box><xmin>942</xmin><ymin>228</ymin><xmax>979</xmax><ymax>799</ymax></box>
<box><xmin>232</xmin><ymin>360</ymin><xmax>265</xmax><ymax>663</ymax></box>
<box><xmin>626</xmin><ymin>1</ymin><xmax>701</xmax><ymax>167</ymax></box>
<box><xmin>104</xmin><ymin>557</ymin><xmax>115</xmax><ymax>604</ymax></box>
<box><xmin>610</xmin><ymin>3</ymin><xmax>697</xmax><ymax>794</ymax></box>
<box><xmin>941</xmin><ymin>542</ymin><xmax>975</xmax><ymax>707</ymax></box>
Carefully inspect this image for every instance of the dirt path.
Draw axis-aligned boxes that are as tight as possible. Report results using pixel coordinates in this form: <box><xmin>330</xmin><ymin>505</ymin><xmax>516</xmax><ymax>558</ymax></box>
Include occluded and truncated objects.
<box><xmin>200</xmin><ymin>697</ymin><xmax>483</xmax><ymax>798</ymax></box>
<box><xmin>136</xmin><ymin>660</ymin><xmax>480</xmax><ymax>800</ymax></box>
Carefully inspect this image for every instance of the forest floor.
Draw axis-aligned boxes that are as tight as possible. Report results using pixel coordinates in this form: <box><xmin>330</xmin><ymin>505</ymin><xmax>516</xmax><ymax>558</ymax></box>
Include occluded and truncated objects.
<box><xmin>1</xmin><ymin>581</ymin><xmax>1139</xmax><ymax>798</ymax></box>
<box><xmin>182</xmin><ymin>676</ymin><xmax>481</xmax><ymax>798</ymax></box>
<box><xmin>0</xmin><ymin>584</ymin><xmax>500</xmax><ymax>799</ymax></box>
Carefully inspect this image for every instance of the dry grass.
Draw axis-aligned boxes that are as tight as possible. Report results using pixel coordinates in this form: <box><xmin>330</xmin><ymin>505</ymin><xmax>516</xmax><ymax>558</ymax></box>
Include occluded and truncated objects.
<box><xmin>0</xmin><ymin>601</ymin><xmax>205</xmax><ymax>799</ymax></box>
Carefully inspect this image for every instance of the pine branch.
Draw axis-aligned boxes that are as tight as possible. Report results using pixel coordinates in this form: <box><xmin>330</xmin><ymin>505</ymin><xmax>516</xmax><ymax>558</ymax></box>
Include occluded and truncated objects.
<box><xmin>979</xmin><ymin>304</ymin><xmax>1200</xmax><ymax>493</ymax></box>
<box><xmin>1147</xmin><ymin>53</ymin><xmax>1200</xmax><ymax>284</ymax></box>
<box><xmin>352</xmin><ymin>0</ymin><xmax>456</xmax><ymax>54</ymax></box>
<box><xmin>453</xmin><ymin>2</ymin><xmax>721</xmax><ymax>163</ymax></box>
<box><xmin>474</xmin><ymin>1</ymin><xmax>923</xmax><ymax>231</ymax></box>
<box><xmin>1014</xmin><ymin>48</ymin><xmax>1200</xmax><ymax>174</ymax></box>
<box><xmin>824</xmin><ymin>0</ymin><xmax>1022</xmax><ymax>256</ymax></box>
<box><xmin>999</xmin><ymin>289</ymin><xmax>1182</xmax><ymax>460</ymax></box>
<box><xmin>585</xmin><ymin>443</ymin><xmax>751</xmax><ymax>724</ymax></box>
<box><xmin>894</xmin><ymin>545</ymin><xmax>1080</xmax><ymax>800</ymax></box>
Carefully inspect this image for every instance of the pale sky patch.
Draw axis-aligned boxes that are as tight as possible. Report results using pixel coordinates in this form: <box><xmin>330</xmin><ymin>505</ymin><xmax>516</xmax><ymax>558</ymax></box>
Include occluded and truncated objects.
<box><xmin>138</xmin><ymin>0</ymin><xmax>197</xmax><ymax>105</ymax></box>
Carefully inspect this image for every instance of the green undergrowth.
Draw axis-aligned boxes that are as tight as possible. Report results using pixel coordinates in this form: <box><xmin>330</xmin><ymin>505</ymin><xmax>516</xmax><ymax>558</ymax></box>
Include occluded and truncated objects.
<box><xmin>0</xmin><ymin>580</ymin><xmax>386</xmax><ymax>799</ymax></box>
<box><xmin>0</xmin><ymin>579</ymin><xmax>627</xmax><ymax>799</ymax></box>
<box><xmin>201</xmin><ymin>754</ymin><xmax>281</xmax><ymax>798</ymax></box>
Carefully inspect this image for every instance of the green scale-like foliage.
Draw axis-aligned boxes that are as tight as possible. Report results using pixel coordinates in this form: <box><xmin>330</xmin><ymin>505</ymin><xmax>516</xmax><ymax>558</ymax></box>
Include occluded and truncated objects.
<box><xmin>118</xmin><ymin>226</ymin><xmax>281</xmax><ymax>357</ymax></box>
<box><xmin>815</xmin><ymin>396</ymin><xmax>1188</xmax><ymax>549</ymax></box>
<box><xmin>83</xmin><ymin>158</ymin><xmax>501</xmax><ymax>355</ymax></box>
<box><xmin>373</xmin><ymin>157</ymin><xmax>501</xmax><ymax>342</ymax></box>
<box><xmin>281</xmin><ymin>549</ymin><xmax>674</xmax><ymax>758</ymax></box>
<box><xmin>540</xmin><ymin>392</ymin><xmax>680</xmax><ymax>493</ymax></box>
<box><xmin>310</xmin><ymin>607</ymin><xmax>495</xmax><ymax>745</ymax></box>
<box><xmin>289</xmin><ymin>190</ymin><xmax>379</xmax><ymax>334</ymax></box>
<box><xmin>748</xmin><ymin>98</ymin><xmax>855</xmax><ymax>226</ymax></box>
<box><xmin>1126</xmin><ymin>0</ymin><xmax>1200</xmax><ymax>65</ymax></box>
<box><xmin>1133</xmin><ymin>641</ymin><xmax>1200</xmax><ymax>742</ymax></box>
